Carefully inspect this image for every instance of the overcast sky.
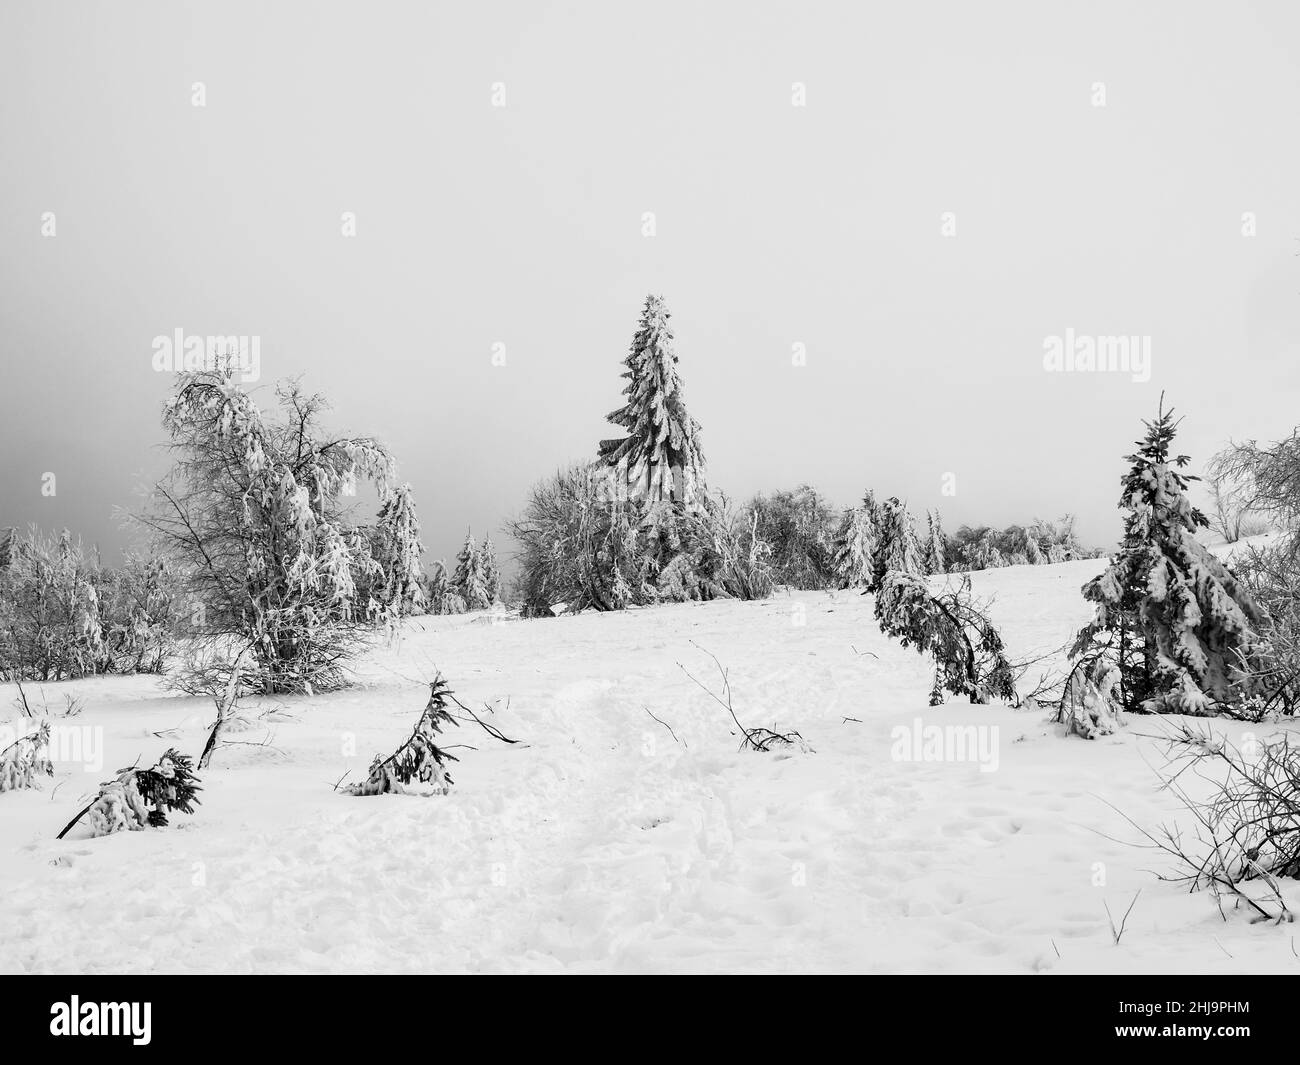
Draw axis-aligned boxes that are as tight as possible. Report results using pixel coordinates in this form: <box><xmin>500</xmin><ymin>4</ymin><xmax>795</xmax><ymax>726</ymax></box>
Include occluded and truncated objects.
<box><xmin>2</xmin><ymin>0</ymin><xmax>1298</xmax><ymax>567</ymax></box>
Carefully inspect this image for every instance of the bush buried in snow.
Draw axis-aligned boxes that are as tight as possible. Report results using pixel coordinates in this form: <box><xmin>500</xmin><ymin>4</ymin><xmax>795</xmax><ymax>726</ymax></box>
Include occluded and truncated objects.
<box><xmin>58</xmin><ymin>749</ymin><xmax>202</xmax><ymax>839</ymax></box>
<box><xmin>0</xmin><ymin>720</ymin><xmax>53</xmax><ymax>792</ymax></box>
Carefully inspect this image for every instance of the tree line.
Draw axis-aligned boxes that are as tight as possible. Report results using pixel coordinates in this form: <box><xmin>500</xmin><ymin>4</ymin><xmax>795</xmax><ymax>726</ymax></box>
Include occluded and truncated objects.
<box><xmin>1</xmin><ymin>293</ymin><xmax>1293</xmax><ymax>726</ymax></box>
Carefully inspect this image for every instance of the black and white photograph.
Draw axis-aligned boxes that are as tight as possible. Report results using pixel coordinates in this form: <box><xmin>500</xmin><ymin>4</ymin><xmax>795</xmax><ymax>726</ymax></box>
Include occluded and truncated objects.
<box><xmin>1</xmin><ymin>0</ymin><xmax>1298</xmax><ymax>1038</ymax></box>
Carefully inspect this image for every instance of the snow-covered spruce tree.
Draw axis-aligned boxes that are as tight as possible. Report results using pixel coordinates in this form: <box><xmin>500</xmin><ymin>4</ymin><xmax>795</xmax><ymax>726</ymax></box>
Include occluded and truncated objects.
<box><xmin>925</xmin><ymin>509</ymin><xmax>947</xmax><ymax>574</ymax></box>
<box><xmin>1071</xmin><ymin>399</ymin><xmax>1262</xmax><ymax>716</ymax></box>
<box><xmin>506</xmin><ymin>299</ymin><xmax>773</xmax><ymax>613</ymax></box>
<box><xmin>831</xmin><ymin>492</ymin><xmax>881</xmax><ymax>589</ymax></box>
<box><xmin>479</xmin><ymin>534</ymin><xmax>502</xmax><ymax>604</ymax></box>
<box><xmin>423</xmin><ymin>560</ymin><xmax>467</xmax><ymax>615</ymax></box>
<box><xmin>344</xmin><ymin>675</ymin><xmax>459</xmax><ymax>795</ymax></box>
<box><xmin>453</xmin><ymin>531</ymin><xmax>492</xmax><ymax>611</ymax></box>
<box><xmin>597</xmin><ymin>294</ymin><xmax>706</xmax><ymax>507</ymax></box>
<box><xmin>137</xmin><ymin>369</ymin><xmax>397</xmax><ymax>694</ymax></box>
<box><xmin>870</xmin><ymin>497</ymin><xmax>925</xmax><ymax>590</ymax></box>
<box><xmin>370</xmin><ymin>482</ymin><xmax>425</xmax><ymax>618</ymax></box>
<box><xmin>874</xmin><ymin>571</ymin><xmax>1017</xmax><ymax>706</ymax></box>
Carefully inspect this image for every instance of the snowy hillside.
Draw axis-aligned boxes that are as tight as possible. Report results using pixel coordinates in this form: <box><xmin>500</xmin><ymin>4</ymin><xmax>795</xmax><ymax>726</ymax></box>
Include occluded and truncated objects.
<box><xmin>0</xmin><ymin>557</ymin><xmax>1295</xmax><ymax>974</ymax></box>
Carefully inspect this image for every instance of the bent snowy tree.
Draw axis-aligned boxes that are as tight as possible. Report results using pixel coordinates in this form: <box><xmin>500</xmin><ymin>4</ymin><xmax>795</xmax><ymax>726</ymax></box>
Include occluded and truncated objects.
<box><xmin>57</xmin><ymin>749</ymin><xmax>202</xmax><ymax>839</ymax></box>
<box><xmin>874</xmin><ymin>571</ymin><xmax>1018</xmax><ymax>706</ymax></box>
<box><xmin>344</xmin><ymin>675</ymin><xmax>460</xmax><ymax>796</ymax></box>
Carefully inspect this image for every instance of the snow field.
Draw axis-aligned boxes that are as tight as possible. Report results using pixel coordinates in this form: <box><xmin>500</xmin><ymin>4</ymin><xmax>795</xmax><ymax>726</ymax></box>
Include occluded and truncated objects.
<box><xmin>1</xmin><ymin>559</ymin><xmax>1296</xmax><ymax>973</ymax></box>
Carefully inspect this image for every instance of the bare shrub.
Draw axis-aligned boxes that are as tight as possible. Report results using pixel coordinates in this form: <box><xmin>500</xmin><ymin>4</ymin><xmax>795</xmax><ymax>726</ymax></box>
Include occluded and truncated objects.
<box><xmin>1230</xmin><ymin>544</ymin><xmax>1300</xmax><ymax>718</ymax></box>
<box><xmin>1208</xmin><ymin>430</ymin><xmax>1300</xmax><ymax>715</ymax></box>
<box><xmin>678</xmin><ymin>644</ymin><xmax>811</xmax><ymax>752</ymax></box>
<box><xmin>1207</xmin><ymin>440</ymin><xmax>1284</xmax><ymax>544</ymax></box>
<box><xmin>1118</xmin><ymin>724</ymin><xmax>1299</xmax><ymax>923</ymax></box>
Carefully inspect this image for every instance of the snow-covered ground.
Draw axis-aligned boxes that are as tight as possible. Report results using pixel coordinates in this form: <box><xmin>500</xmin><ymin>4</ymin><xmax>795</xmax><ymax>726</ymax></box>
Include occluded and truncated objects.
<box><xmin>1</xmin><ymin>557</ymin><xmax>1296</xmax><ymax>974</ymax></box>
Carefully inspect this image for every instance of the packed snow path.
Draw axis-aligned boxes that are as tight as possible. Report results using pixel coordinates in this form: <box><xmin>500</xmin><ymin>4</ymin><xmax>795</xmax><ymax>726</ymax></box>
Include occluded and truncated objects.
<box><xmin>1</xmin><ymin>559</ymin><xmax>1296</xmax><ymax>973</ymax></box>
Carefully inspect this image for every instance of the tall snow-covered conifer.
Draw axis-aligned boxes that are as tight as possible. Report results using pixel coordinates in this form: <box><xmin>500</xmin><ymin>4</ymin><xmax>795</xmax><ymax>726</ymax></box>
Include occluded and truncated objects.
<box><xmin>425</xmin><ymin>560</ymin><xmax>465</xmax><ymax>615</ymax></box>
<box><xmin>1073</xmin><ymin>398</ymin><xmax>1262</xmax><ymax>714</ymax></box>
<box><xmin>925</xmin><ymin>509</ymin><xmax>947</xmax><ymax>574</ymax></box>
<box><xmin>597</xmin><ymin>295</ymin><xmax>706</xmax><ymax>507</ymax></box>
<box><xmin>832</xmin><ymin>491</ymin><xmax>880</xmax><ymax>588</ymax></box>
<box><xmin>871</xmin><ymin>497</ymin><xmax>924</xmax><ymax>591</ymax></box>
<box><xmin>480</xmin><ymin>534</ymin><xmax>501</xmax><ymax>604</ymax></box>
<box><xmin>372</xmin><ymin>482</ymin><xmax>425</xmax><ymax>617</ymax></box>
<box><xmin>453</xmin><ymin>530</ymin><xmax>491</xmax><ymax>611</ymax></box>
